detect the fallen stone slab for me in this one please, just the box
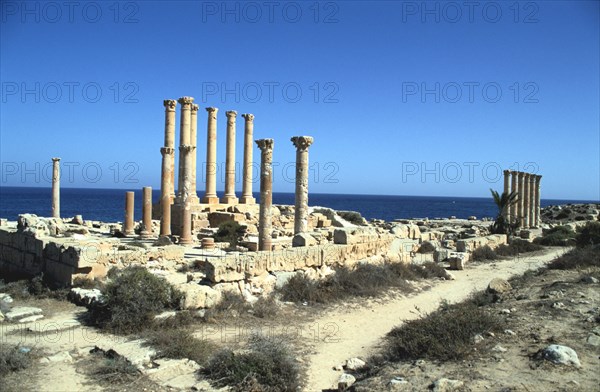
[5,306,43,322]
[93,339,156,370]
[146,358,200,385]
[19,314,44,323]
[26,311,84,333]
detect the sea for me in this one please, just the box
[0,186,597,223]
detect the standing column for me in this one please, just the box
[160,147,174,237]
[123,191,135,236]
[51,157,60,218]
[240,114,256,204]
[141,186,153,238]
[221,110,239,204]
[256,139,274,251]
[202,107,219,204]
[177,96,194,202]
[291,136,314,235]
[510,171,518,223]
[189,104,200,204]
[503,170,510,222]
[517,172,525,227]
[529,175,536,228]
[179,145,196,245]
[522,173,531,229]
[163,100,177,201]
[535,175,542,227]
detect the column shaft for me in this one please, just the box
[503,170,510,222]
[189,104,200,204]
[221,110,238,204]
[202,107,219,204]
[160,147,174,237]
[141,186,153,238]
[51,158,60,218]
[535,175,542,227]
[510,171,518,223]
[179,145,196,245]
[240,114,256,204]
[163,100,177,201]
[123,191,135,235]
[522,173,530,229]
[528,175,536,228]
[177,96,194,202]
[291,136,314,235]
[517,172,525,227]
[256,139,274,251]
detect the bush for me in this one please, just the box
[547,246,600,270]
[471,246,499,261]
[202,335,299,391]
[338,211,366,226]
[215,221,244,248]
[534,225,576,246]
[88,354,140,384]
[497,239,544,255]
[0,344,31,377]
[383,302,503,362]
[88,266,183,334]
[576,222,600,247]
[417,241,436,253]
[146,328,216,365]
[252,295,279,319]
[0,274,68,301]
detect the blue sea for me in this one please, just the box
[0,186,596,223]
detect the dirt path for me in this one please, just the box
[303,248,568,391]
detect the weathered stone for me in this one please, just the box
[292,233,317,247]
[487,278,512,295]
[5,306,43,322]
[344,357,366,371]
[338,373,356,391]
[540,344,581,367]
[431,378,464,391]
[291,136,314,234]
[179,283,220,309]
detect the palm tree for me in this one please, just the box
[490,188,519,235]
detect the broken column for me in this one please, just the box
[517,171,525,227]
[510,171,518,223]
[189,103,200,204]
[179,145,196,245]
[256,138,274,251]
[202,107,219,204]
[503,169,510,222]
[51,157,60,218]
[163,99,177,201]
[141,186,153,238]
[291,136,314,235]
[240,113,256,204]
[177,96,194,202]
[160,146,174,237]
[535,175,542,227]
[123,191,135,236]
[522,173,530,229]
[221,110,238,205]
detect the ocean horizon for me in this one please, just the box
[1,186,597,223]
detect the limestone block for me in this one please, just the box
[179,283,220,309]
[292,233,317,247]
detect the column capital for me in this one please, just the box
[163,99,177,111]
[161,147,175,156]
[256,138,274,151]
[518,171,525,178]
[291,136,314,151]
[179,145,196,153]
[510,170,518,175]
[535,175,542,182]
[242,113,255,122]
[52,157,61,162]
[503,170,510,175]
[191,104,199,113]
[529,174,536,182]
[226,110,238,118]
[177,96,194,106]
[205,107,218,114]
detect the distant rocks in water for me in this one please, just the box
[541,203,599,223]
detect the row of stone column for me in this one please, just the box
[503,170,542,229]
[122,187,154,238]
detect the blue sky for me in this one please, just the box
[1,0,598,200]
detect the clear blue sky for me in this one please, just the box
[1,0,598,200]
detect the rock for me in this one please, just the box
[338,373,356,390]
[389,377,408,385]
[146,358,200,384]
[581,276,599,284]
[153,236,173,246]
[71,215,84,225]
[431,378,464,391]
[19,315,44,323]
[492,344,507,352]
[473,334,484,344]
[504,329,516,336]
[540,344,581,367]
[5,306,43,322]
[449,257,464,270]
[344,357,366,371]
[487,278,512,295]
[47,351,73,363]
[586,334,600,347]
[69,288,104,307]
[179,283,220,309]
[273,271,298,289]
[0,293,13,303]
[292,233,317,247]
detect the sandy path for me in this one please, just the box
[304,248,568,391]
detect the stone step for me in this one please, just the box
[5,306,43,322]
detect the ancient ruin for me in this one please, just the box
[503,170,542,228]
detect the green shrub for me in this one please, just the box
[534,225,576,246]
[146,328,216,365]
[88,266,183,334]
[547,246,600,270]
[215,221,244,248]
[252,295,279,318]
[0,344,31,377]
[202,335,299,391]
[88,355,140,384]
[338,211,366,226]
[576,222,600,247]
[417,241,436,253]
[498,239,544,255]
[471,246,499,261]
[383,302,503,362]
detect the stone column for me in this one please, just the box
[141,186,153,238]
[517,172,525,227]
[503,170,510,222]
[529,175,536,228]
[522,173,530,229]
[189,104,200,204]
[177,96,194,202]
[510,171,518,223]
[51,157,60,218]
[123,191,135,236]
[221,110,239,205]
[291,136,314,235]
[256,139,274,251]
[163,99,177,201]
[179,145,196,245]
[535,175,542,227]
[202,107,219,204]
[240,113,256,204]
[160,147,174,237]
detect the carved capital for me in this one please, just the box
[226,110,238,118]
[163,99,177,111]
[177,96,194,106]
[517,172,525,178]
[242,113,254,122]
[52,157,61,162]
[503,170,510,176]
[256,138,274,151]
[205,107,218,114]
[179,145,196,153]
[536,175,542,182]
[161,147,175,156]
[291,136,314,151]
[191,104,199,113]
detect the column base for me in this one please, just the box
[179,237,194,245]
[202,196,220,204]
[239,196,256,204]
[189,195,200,205]
[220,196,239,205]
[140,231,152,239]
